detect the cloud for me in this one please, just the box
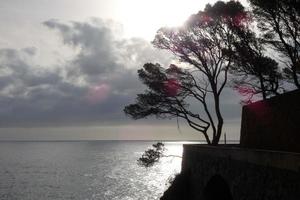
[44,19,119,77]
[43,19,172,84]
[0,17,241,132]
[0,18,173,127]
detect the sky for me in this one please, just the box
[0,0,244,140]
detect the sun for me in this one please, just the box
[115,0,211,40]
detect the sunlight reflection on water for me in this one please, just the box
[100,142,183,200]
[0,141,184,200]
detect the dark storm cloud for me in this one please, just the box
[0,18,172,127]
[44,19,119,76]
[43,19,172,84]
[42,18,172,97]
[0,48,61,92]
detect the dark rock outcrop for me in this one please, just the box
[160,171,191,200]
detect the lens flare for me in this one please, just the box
[164,78,181,97]
[86,84,110,104]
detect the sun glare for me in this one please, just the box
[116,0,211,40]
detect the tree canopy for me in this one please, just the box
[249,0,300,88]
[229,15,283,103]
[125,1,247,145]
[124,0,300,145]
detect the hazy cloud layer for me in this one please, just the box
[0,18,173,127]
[0,17,241,140]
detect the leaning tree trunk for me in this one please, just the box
[212,94,224,145]
[258,73,267,100]
[291,64,300,89]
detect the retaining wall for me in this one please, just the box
[161,144,300,200]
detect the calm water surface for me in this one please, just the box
[0,141,183,200]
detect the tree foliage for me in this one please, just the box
[125,1,248,145]
[229,20,283,103]
[137,142,182,168]
[125,0,300,144]
[137,142,165,167]
[249,0,300,88]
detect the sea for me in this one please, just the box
[0,141,184,200]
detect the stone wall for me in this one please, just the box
[240,90,300,152]
[161,90,300,199]
[161,144,300,200]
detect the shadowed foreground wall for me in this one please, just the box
[161,145,300,200]
[240,89,300,153]
[161,90,300,200]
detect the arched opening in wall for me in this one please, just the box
[202,174,233,200]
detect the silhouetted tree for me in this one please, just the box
[138,142,165,167]
[229,24,283,104]
[124,1,248,145]
[137,142,182,167]
[249,0,300,88]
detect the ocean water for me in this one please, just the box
[0,141,183,200]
